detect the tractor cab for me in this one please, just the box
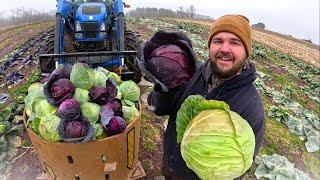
[74,2,109,50]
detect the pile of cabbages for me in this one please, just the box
[24,63,140,143]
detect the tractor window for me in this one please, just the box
[82,6,102,15]
[75,0,86,6]
[85,0,111,3]
[86,0,104,2]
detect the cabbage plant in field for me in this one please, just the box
[176,95,255,180]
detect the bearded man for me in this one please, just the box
[146,14,265,179]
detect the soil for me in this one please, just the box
[138,116,164,179]
[127,24,154,41]
[137,83,165,179]
[7,132,44,180]
[0,23,52,59]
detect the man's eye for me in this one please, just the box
[212,40,222,44]
[231,41,240,45]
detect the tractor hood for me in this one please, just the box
[76,3,106,22]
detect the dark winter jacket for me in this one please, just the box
[147,60,265,179]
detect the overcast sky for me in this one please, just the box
[1,0,319,44]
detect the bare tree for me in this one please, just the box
[126,7,212,20]
[188,5,196,19]
[0,8,55,28]
[178,6,184,18]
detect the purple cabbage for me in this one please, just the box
[89,79,117,105]
[145,45,194,89]
[100,105,114,128]
[57,99,80,121]
[104,116,126,136]
[106,78,117,99]
[89,87,110,105]
[104,99,123,117]
[52,64,73,78]
[44,78,75,106]
[65,120,86,138]
[58,116,94,143]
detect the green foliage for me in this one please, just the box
[106,72,122,85]
[8,68,41,104]
[255,154,312,180]
[175,21,210,34]
[268,105,291,122]
[251,43,268,59]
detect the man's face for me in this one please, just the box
[209,32,247,78]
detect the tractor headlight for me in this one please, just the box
[76,21,82,31]
[100,22,106,31]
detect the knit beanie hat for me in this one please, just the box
[208,14,252,57]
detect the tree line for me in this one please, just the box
[0,8,55,28]
[126,6,212,20]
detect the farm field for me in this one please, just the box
[0,18,319,179]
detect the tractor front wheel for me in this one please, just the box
[39,30,55,73]
[125,30,143,83]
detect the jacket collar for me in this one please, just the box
[202,59,256,91]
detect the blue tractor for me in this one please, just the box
[39,0,142,82]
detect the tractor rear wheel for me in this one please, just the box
[39,30,55,73]
[125,30,143,83]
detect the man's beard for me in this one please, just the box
[210,54,246,79]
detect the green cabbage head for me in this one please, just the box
[38,115,61,142]
[107,72,122,85]
[177,95,255,180]
[119,81,140,102]
[73,88,90,103]
[92,123,107,140]
[80,102,101,124]
[122,105,139,123]
[24,87,46,116]
[28,82,43,94]
[94,70,108,87]
[35,99,57,118]
[70,63,95,90]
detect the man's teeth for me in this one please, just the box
[219,57,231,61]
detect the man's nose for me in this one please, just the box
[219,42,231,53]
